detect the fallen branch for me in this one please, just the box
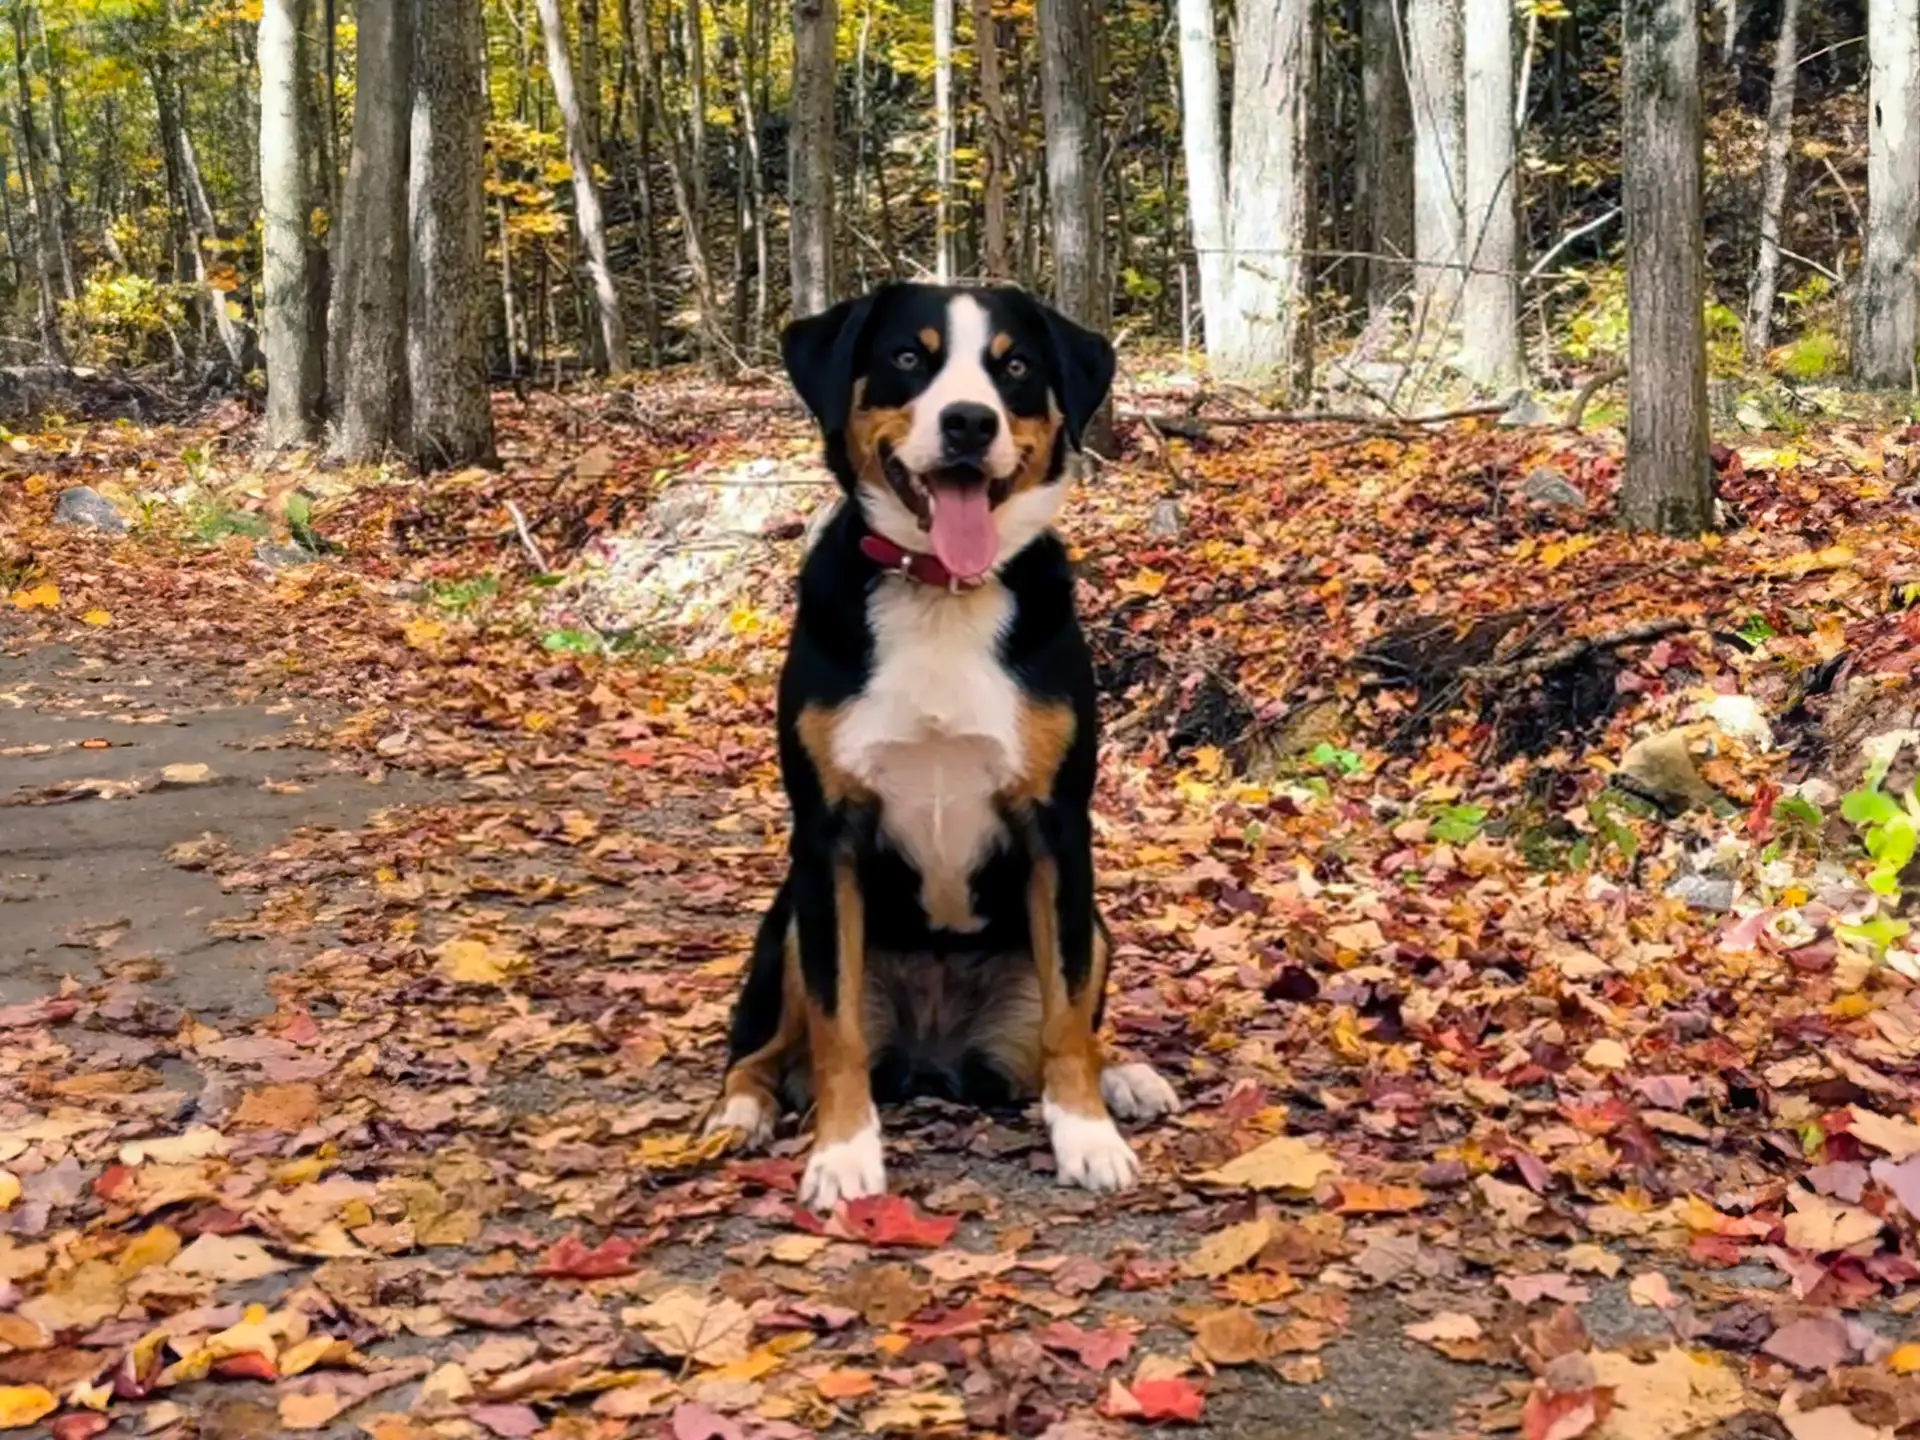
[1129,400,1511,438]
[504,498,551,573]
[1462,618,1693,684]
[1566,364,1628,432]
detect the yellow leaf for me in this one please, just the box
[1120,567,1169,597]
[0,1385,56,1429]
[1181,1218,1273,1279]
[1193,1135,1338,1193]
[628,1290,754,1367]
[434,937,527,985]
[402,616,445,648]
[80,608,112,626]
[0,1173,17,1211]
[279,1390,346,1430]
[1889,1343,1920,1374]
[118,1224,183,1277]
[9,582,58,610]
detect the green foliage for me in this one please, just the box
[185,501,270,544]
[1305,742,1363,776]
[429,574,502,615]
[1841,766,1920,899]
[63,272,186,366]
[1429,803,1487,845]
[1735,613,1776,646]
[1777,330,1844,380]
[1588,790,1640,866]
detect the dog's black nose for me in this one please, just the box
[939,402,1000,458]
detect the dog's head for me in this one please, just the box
[782,284,1116,584]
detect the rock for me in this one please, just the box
[1620,729,1723,809]
[1788,778,1840,809]
[1499,391,1558,428]
[253,541,320,569]
[1521,467,1586,509]
[1705,694,1774,751]
[1667,872,1736,913]
[54,486,127,534]
[1147,498,1183,538]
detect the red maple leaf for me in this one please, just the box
[1521,1384,1613,1440]
[1038,1320,1136,1371]
[1102,1376,1205,1424]
[532,1232,641,1278]
[51,1418,110,1440]
[826,1194,959,1247]
[213,1351,279,1381]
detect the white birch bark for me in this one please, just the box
[933,0,953,280]
[788,0,836,312]
[1407,0,1463,322]
[1176,0,1229,352]
[1853,0,1920,388]
[1744,0,1800,362]
[259,0,317,444]
[1461,0,1520,386]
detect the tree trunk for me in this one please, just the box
[1461,0,1520,386]
[10,3,69,322]
[736,15,769,343]
[1360,0,1413,316]
[1622,0,1711,534]
[934,0,954,279]
[536,0,628,371]
[164,82,249,370]
[410,0,496,468]
[1853,0,1920,389]
[1720,0,1737,65]
[1744,0,1801,362]
[260,0,318,445]
[326,0,411,461]
[31,7,73,302]
[789,0,836,314]
[1038,0,1106,336]
[1214,0,1312,384]
[1407,0,1463,323]
[1175,0,1229,354]
[580,0,601,150]
[974,0,1012,279]
[685,0,707,217]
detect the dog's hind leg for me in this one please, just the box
[707,883,806,1148]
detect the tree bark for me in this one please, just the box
[536,0,628,371]
[1038,0,1109,442]
[789,0,836,314]
[1853,0,1920,388]
[579,0,601,150]
[934,0,954,279]
[31,7,73,302]
[1622,0,1711,534]
[1461,0,1520,386]
[1407,0,1463,321]
[260,0,318,445]
[1214,0,1313,383]
[1175,0,1228,354]
[160,73,249,371]
[685,0,707,218]
[410,0,496,468]
[327,0,411,460]
[1744,0,1800,362]
[974,0,1012,280]
[1360,0,1413,316]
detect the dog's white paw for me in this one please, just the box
[1045,1100,1140,1193]
[704,1091,776,1148]
[800,1112,886,1210]
[1100,1062,1181,1123]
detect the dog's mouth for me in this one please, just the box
[879,442,1001,582]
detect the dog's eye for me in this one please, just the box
[1004,356,1029,379]
[894,349,920,371]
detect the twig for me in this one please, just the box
[504,498,551,573]
[1129,400,1510,436]
[1523,207,1622,286]
[1566,364,1628,431]
[1777,247,1843,284]
[1462,619,1694,683]
[1819,153,1864,233]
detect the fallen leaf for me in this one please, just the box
[1181,1218,1273,1279]
[1784,1190,1884,1254]
[1193,1135,1336,1192]
[1039,1321,1135,1372]
[0,1386,56,1430]
[49,1416,109,1440]
[435,937,527,986]
[1193,1308,1269,1366]
[469,1403,542,1438]
[10,583,58,610]
[1405,1312,1482,1345]
[1101,1375,1205,1423]
[671,1402,746,1440]
[1477,1174,1543,1228]
[835,1194,959,1248]
[1589,1348,1746,1439]
[159,762,216,785]
[1627,1272,1679,1309]
[169,1232,289,1281]
[532,1232,641,1279]
[232,1082,322,1131]
[278,1391,345,1430]
[1763,1315,1854,1372]
[631,1291,754,1367]
[119,1126,228,1165]
[1780,1388,1896,1440]
[1847,1105,1920,1159]
[1522,1385,1611,1440]
[814,1368,875,1399]
[1333,1181,1428,1213]
[860,1391,968,1432]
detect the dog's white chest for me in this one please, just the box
[834,580,1022,930]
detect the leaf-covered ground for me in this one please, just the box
[6,379,1920,1440]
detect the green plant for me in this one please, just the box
[1430,803,1488,845]
[1841,764,1919,899]
[1305,742,1363,776]
[428,574,501,614]
[185,500,269,544]
[1588,790,1640,866]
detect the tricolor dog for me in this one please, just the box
[708,283,1178,1207]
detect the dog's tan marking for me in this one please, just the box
[919,326,942,354]
[1002,700,1076,806]
[796,705,871,805]
[1005,411,1063,496]
[1029,856,1110,1120]
[716,926,806,1117]
[990,331,1014,359]
[806,858,874,1147]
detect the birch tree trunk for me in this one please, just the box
[31,7,72,302]
[1720,0,1737,64]
[327,0,411,460]
[1038,0,1109,444]
[933,0,954,280]
[1853,0,1920,389]
[1215,0,1313,383]
[1744,0,1800,362]
[410,0,496,468]
[1175,0,1229,354]
[1461,0,1520,386]
[536,0,628,371]
[260,0,318,445]
[1407,0,1464,323]
[975,0,1012,279]
[789,0,836,313]
[685,0,707,217]
[1622,0,1711,534]
[1360,0,1412,316]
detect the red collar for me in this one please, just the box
[859,534,987,591]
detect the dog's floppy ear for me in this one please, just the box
[782,291,879,439]
[1036,301,1116,451]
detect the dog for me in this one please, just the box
[707,283,1178,1208]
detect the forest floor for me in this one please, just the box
[4,372,1920,1440]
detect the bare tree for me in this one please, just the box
[1853,0,1920,389]
[933,0,954,280]
[260,0,319,444]
[1175,0,1228,352]
[1407,0,1463,321]
[789,0,836,314]
[974,0,1012,279]
[1215,0,1314,382]
[409,0,496,468]
[536,0,628,371]
[1622,0,1711,533]
[1038,0,1109,443]
[327,0,411,460]
[1461,0,1520,386]
[1359,0,1412,316]
[1744,0,1801,362]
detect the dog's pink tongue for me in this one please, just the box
[927,483,998,581]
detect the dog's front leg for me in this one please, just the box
[1027,808,1140,1192]
[793,839,883,1209]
